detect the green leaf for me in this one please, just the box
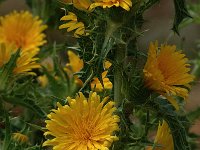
[165,115,190,150]
[2,95,46,118]
[172,0,191,34]
[148,99,191,150]
[0,49,20,91]
[26,123,44,131]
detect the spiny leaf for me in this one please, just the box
[2,95,46,118]
[148,99,191,150]
[0,49,20,91]
[172,0,191,34]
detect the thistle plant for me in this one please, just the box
[0,0,199,150]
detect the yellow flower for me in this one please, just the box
[0,11,47,53]
[13,133,29,144]
[43,92,120,150]
[37,75,48,88]
[62,0,92,11]
[143,42,194,109]
[59,12,88,38]
[0,43,40,75]
[91,71,113,92]
[64,50,84,76]
[147,121,174,150]
[90,0,132,11]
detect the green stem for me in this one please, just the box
[114,44,126,107]
[100,20,121,61]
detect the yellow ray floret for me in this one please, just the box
[0,42,41,75]
[64,50,84,86]
[59,12,88,38]
[64,50,84,75]
[147,120,174,150]
[143,42,194,108]
[13,51,41,75]
[91,60,112,92]
[62,0,92,11]
[90,0,132,11]
[91,71,113,92]
[43,92,120,150]
[0,43,16,67]
[0,11,47,53]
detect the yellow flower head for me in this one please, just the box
[147,121,174,150]
[62,0,92,11]
[0,42,40,75]
[59,12,88,38]
[90,0,132,11]
[64,50,84,75]
[143,42,194,107]
[0,11,47,53]
[43,92,120,150]
[13,133,29,144]
[91,71,113,92]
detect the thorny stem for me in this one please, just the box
[114,44,126,107]
[99,20,121,62]
[99,19,125,107]
[79,70,94,92]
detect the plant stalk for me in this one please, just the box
[114,44,126,107]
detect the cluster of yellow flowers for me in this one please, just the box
[143,42,194,150]
[0,1,195,150]
[41,43,193,150]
